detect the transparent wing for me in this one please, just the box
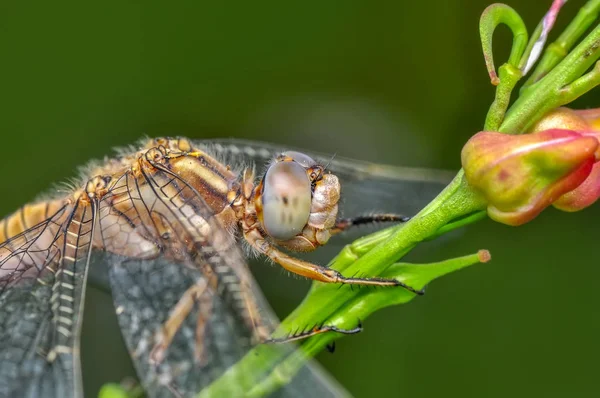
[200,138,454,218]
[106,255,348,398]
[101,161,348,397]
[0,202,96,398]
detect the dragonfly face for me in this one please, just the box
[0,137,452,397]
[257,151,340,251]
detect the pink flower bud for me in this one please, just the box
[553,162,600,212]
[529,107,590,134]
[574,108,600,131]
[462,129,598,226]
[529,107,600,211]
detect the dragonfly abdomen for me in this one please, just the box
[0,199,68,243]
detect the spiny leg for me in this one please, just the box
[237,281,272,344]
[150,278,210,365]
[331,213,410,234]
[194,271,218,364]
[150,267,274,365]
[264,321,363,344]
[246,234,423,294]
[193,292,214,365]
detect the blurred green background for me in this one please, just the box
[2,1,600,397]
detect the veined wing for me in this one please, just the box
[102,155,349,397]
[106,255,348,398]
[201,138,454,218]
[0,201,96,398]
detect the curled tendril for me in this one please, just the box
[479,3,529,85]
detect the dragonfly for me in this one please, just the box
[0,137,452,397]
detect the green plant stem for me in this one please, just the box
[523,0,600,88]
[427,210,487,240]
[484,63,522,131]
[501,22,600,134]
[484,0,600,133]
[559,60,600,103]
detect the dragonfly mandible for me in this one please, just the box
[0,137,452,397]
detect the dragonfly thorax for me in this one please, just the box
[115,138,341,257]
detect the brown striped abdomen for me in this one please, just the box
[0,200,66,243]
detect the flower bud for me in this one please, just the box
[462,129,598,225]
[529,107,600,211]
[553,163,600,212]
[529,107,590,134]
[574,108,600,131]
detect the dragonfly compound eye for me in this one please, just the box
[281,151,317,168]
[262,160,312,240]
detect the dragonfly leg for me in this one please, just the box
[193,286,214,364]
[264,321,363,344]
[326,342,336,353]
[191,267,220,364]
[331,213,410,234]
[245,233,423,293]
[149,277,210,365]
[235,283,272,344]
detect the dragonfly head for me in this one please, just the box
[255,151,340,252]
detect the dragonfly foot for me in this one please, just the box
[149,333,168,365]
[396,280,425,295]
[264,320,363,344]
[326,342,336,353]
